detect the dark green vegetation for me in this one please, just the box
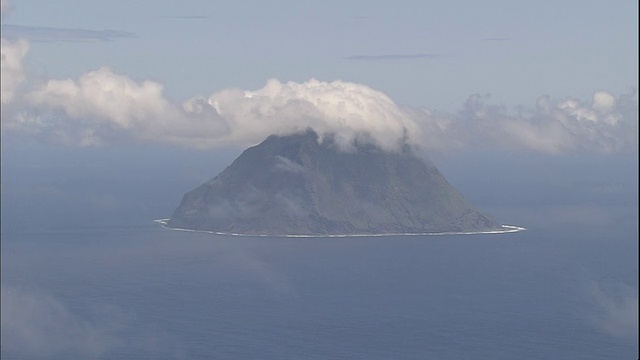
[168,131,500,235]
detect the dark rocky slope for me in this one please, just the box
[168,130,500,235]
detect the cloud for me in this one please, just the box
[450,91,638,154]
[1,36,637,154]
[482,37,512,42]
[161,15,209,20]
[206,78,424,151]
[586,282,638,341]
[0,24,136,42]
[216,244,298,298]
[275,155,306,174]
[14,66,229,147]
[1,284,184,358]
[343,53,443,61]
[1,285,130,358]
[6,63,423,150]
[28,68,182,130]
[1,2,134,42]
[1,38,29,105]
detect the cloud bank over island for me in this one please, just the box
[1,27,637,154]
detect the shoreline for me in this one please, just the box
[153,219,526,238]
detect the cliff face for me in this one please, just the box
[168,131,499,235]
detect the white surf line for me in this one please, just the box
[153,219,526,238]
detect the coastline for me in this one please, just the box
[153,219,526,238]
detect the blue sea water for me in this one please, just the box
[1,221,637,359]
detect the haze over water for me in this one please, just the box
[2,214,637,359]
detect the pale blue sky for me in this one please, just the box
[3,0,637,111]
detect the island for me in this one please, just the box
[167,130,504,236]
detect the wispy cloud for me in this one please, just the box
[1,285,130,358]
[482,37,512,42]
[161,15,209,20]
[0,24,136,42]
[342,53,443,61]
[1,285,182,358]
[586,281,638,341]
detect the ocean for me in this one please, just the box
[1,220,637,359]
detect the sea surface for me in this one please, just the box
[1,220,637,359]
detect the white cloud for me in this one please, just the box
[8,66,228,147]
[1,38,29,105]
[1,36,637,154]
[592,91,617,115]
[205,78,423,151]
[451,91,637,154]
[28,67,173,129]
